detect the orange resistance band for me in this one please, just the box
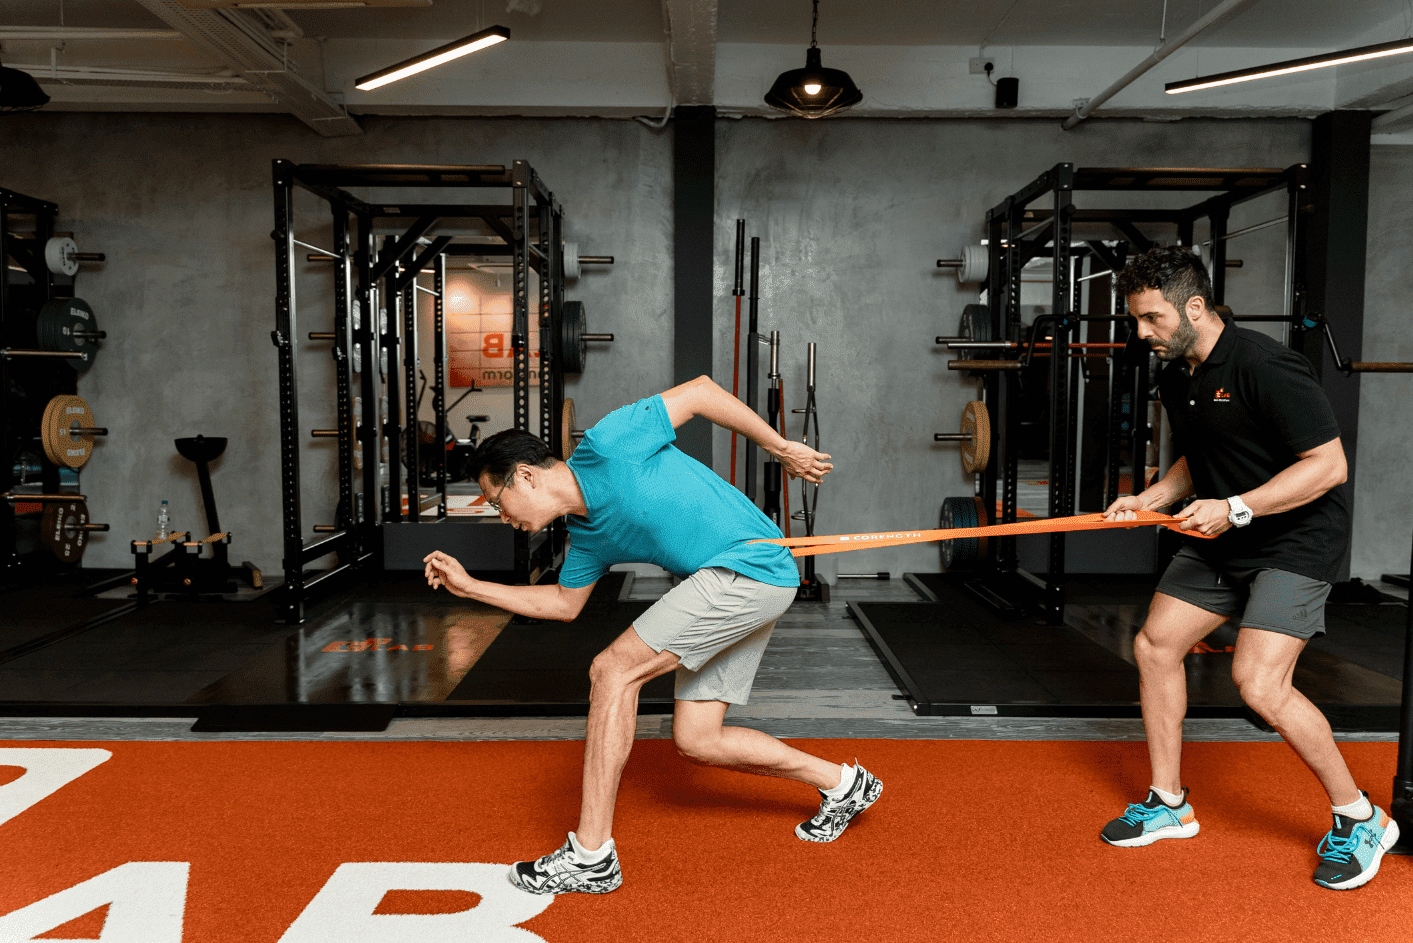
[753,510,1214,558]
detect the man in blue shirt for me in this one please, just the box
[424,375,882,895]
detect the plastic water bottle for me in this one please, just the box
[156,500,169,540]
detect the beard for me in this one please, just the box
[1150,310,1199,362]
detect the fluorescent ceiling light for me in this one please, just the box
[1166,37,1413,94]
[355,26,509,91]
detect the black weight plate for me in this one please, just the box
[561,300,586,374]
[41,499,89,564]
[940,495,980,571]
[36,300,63,352]
[36,297,99,371]
[960,304,993,379]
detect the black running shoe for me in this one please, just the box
[507,834,622,895]
[1312,794,1400,891]
[795,765,882,842]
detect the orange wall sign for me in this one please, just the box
[441,273,540,389]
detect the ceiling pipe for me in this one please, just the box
[1061,0,1261,131]
[0,28,186,41]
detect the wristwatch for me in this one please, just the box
[1226,495,1254,528]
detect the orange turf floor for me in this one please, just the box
[0,738,1408,942]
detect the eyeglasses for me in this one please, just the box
[486,475,513,512]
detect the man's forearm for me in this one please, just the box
[686,377,789,456]
[1135,456,1194,511]
[460,581,574,621]
[1241,452,1344,518]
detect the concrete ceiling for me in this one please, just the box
[3,0,1412,136]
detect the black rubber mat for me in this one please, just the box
[0,575,139,664]
[905,571,1160,607]
[878,573,1406,729]
[445,572,675,713]
[191,703,397,732]
[850,591,1148,717]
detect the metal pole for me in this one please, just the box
[730,219,745,488]
[764,331,782,524]
[272,160,304,623]
[745,237,761,502]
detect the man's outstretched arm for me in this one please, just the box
[660,375,833,483]
[424,550,596,620]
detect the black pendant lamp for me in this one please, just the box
[764,0,862,119]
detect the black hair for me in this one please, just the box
[1114,245,1214,313]
[470,429,560,486]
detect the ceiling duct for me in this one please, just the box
[137,0,361,136]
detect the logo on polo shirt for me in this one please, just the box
[1213,387,1231,402]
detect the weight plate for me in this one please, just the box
[45,237,79,276]
[959,304,992,379]
[40,499,89,564]
[958,244,988,284]
[564,241,581,281]
[940,495,981,571]
[960,400,991,474]
[561,397,577,459]
[41,395,96,469]
[562,300,586,374]
[36,297,99,371]
[40,404,57,469]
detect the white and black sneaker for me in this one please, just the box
[507,833,623,895]
[795,764,883,843]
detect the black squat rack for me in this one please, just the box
[272,160,601,623]
[954,164,1303,624]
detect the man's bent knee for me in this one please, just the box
[1232,666,1290,719]
[589,627,677,693]
[672,701,729,765]
[674,729,721,766]
[1133,627,1184,671]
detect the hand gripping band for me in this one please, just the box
[752,510,1212,558]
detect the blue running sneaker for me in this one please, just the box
[1312,794,1400,890]
[1101,788,1200,847]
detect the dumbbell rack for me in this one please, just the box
[0,188,106,577]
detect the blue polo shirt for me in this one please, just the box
[560,395,801,589]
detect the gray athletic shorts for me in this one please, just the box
[632,566,797,705]
[1156,546,1332,639]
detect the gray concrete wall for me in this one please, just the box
[0,113,672,572]
[3,112,1407,581]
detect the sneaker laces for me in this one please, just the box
[1317,830,1358,864]
[537,843,577,874]
[1119,800,1170,826]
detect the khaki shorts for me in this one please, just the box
[632,567,797,705]
[1156,546,1332,639]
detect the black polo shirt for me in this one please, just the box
[1157,318,1350,584]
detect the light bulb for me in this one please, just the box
[803,83,822,95]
